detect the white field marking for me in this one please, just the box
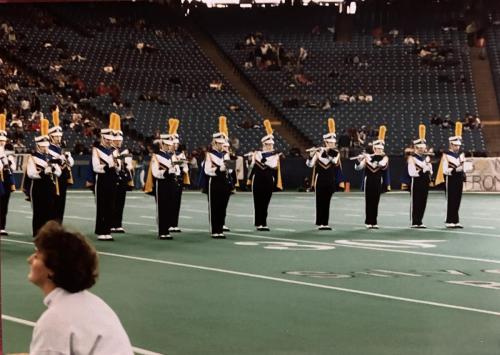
[10,209,31,214]
[278,215,296,218]
[5,231,24,235]
[275,228,297,232]
[65,215,94,221]
[371,269,424,277]
[180,216,193,219]
[4,238,500,317]
[141,216,155,219]
[355,271,393,278]
[182,228,209,232]
[224,232,500,265]
[234,229,253,232]
[124,221,151,226]
[471,225,496,230]
[55,251,500,317]
[1,315,165,355]
[344,214,362,217]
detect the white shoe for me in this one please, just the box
[223,225,230,232]
[98,235,114,241]
[110,228,116,232]
[445,223,455,228]
[372,225,379,229]
[173,227,182,233]
[114,227,125,233]
[0,229,8,236]
[168,227,175,232]
[318,225,332,230]
[455,223,464,229]
[366,224,373,229]
[158,234,172,240]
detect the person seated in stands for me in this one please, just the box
[298,47,308,64]
[339,93,349,103]
[349,95,356,103]
[103,64,114,74]
[365,95,373,103]
[441,116,452,129]
[293,73,313,86]
[403,36,416,45]
[209,80,223,91]
[472,116,482,129]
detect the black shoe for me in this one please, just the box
[158,234,172,240]
[257,226,270,231]
[0,230,9,236]
[211,233,226,239]
[223,226,230,232]
[111,227,126,234]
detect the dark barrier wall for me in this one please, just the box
[14,156,416,191]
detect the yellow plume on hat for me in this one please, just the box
[328,118,335,134]
[40,118,49,136]
[172,118,179,135]
[419,124,426,140]
[52,109,60,127]
[263,119,273,135]
[0,113,6,132]
[219,116,228,137]
[115,114,121,132]
[110,112,120,130]
[455,121,462,138]
[168,118,175,135]
[378,125,387,141]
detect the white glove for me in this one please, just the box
[220,164,227,172]
[456,166,463,172]
[44,166,53,174]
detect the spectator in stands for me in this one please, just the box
[298,47,308,65]
[209,80,223,91]
[103,64,114,74]
[96,82,109,96]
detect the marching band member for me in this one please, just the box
[407,124,433,228]
[92,114,118,241]
[354,125,390,229]
[151,122,178,240]
[48,109,74,223]
[202,116,232,238]
[248,119,282,231]
[0,113,16,235]
[306,118,345,230]
[171,118,190,234]
[111,114,134,234]
[435,122,466,228]
[27,118,61,236]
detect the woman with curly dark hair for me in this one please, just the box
[28,221,133,355]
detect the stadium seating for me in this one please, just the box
[202,6,486,155]
[0,3,289,154]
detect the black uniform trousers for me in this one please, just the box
[54,170,70,224]
[315,169,336,226]
[95,170,116,235]
[155,175,178,236]
[252,168,274,227]
[364,174,383,225]
[30,175,57,237]
[445,172,464,224]
[112,185,127,229]
[0,185,11,230]
[172,177,183,228]
[411,173,430,225]
[208,174,231,234]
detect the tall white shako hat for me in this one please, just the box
[372,125,387,150]
[261,119,274,144]
[160,118,177,146]
[101,113,116,140]
[110,112,123,142]
[323,118,336,143]
[35,118,50,147]
[448,121,463,146]
[48,108,63,138]
[213,116,228,144]
[0,113,7,142]
[413,124,427,149]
